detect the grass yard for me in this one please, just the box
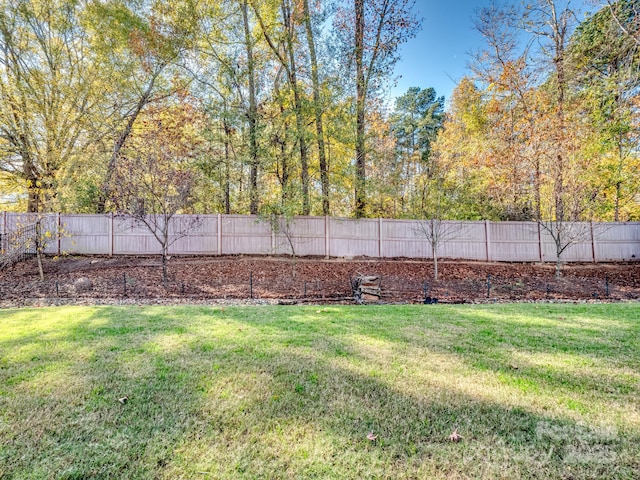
[0,304,639,479]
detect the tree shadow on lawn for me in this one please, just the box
[0,305,638,479]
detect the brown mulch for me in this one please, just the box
[1,255,639,307]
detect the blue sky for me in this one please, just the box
[390,0,596,102]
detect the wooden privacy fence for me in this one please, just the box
[1,212,639,263]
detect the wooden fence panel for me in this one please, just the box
[329,218,379,257]
[221,215,271,255]
[167,215,218,255]
[274,216,325,256]
[381,219,430,258]
[594,223,640,261]
[490,222,540,262]
[60,214,109,255]
[440,221,487,260]
[2,213,639,263]
[538,222,593,262]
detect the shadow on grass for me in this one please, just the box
[0,305,638,479]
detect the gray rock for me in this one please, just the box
[74,277,93,292]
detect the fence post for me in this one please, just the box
[57,212,61,255]
[378,218,383,258]
[485,220,491,262]
[271,220,276,253]
[2,211,6,253]
[109,213,114,257]
[537,222,543,263]
[325,215,330,259]
[590,221,597,264]
[217,213,222,256]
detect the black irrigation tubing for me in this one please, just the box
[15,274,623,303]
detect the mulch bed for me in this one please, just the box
[1,255,638,307]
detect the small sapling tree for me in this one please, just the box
[109,107,202,286]
[259,202,302,283]
[3,214,61,280]
[415,218,465,281]
[414,167,465,280]
[538,218,599,279]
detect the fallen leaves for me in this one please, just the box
[448,428,463,442]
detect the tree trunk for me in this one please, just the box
[614,181,621,222]
[303,0,330,215]
[223,116,231,214]
[35,219,44,280]
[433,247,438,281]
[162,244,169,287]
[282,0,310,214]
[242,0,260,215]
[23,153,40,212]
[97,74,158,214]
[354,0,366,218]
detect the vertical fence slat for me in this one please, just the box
[57,212,61,256]
[591,222,596,263]
[109,213,114,257]
[217,213,222,256]
[378,218,382,258]
[537,223,543,262]
[325,215,330,258]
[2,211,6,254]
[485,220,491,262]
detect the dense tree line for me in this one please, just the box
[434,0,640,222]
[0,0,638,222]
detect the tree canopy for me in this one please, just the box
[0,0,637,222]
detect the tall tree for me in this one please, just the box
[89,0,196,213]
[601,0,640,46]
[569,0,640,220]
[251,0,311,214]
[302,0,330,214]
[471,2,542,219]
[390,86,444,215]
[241,0,261,214]
[0,0,100,212]
[335,0,420,217]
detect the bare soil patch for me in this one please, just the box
[1,255,638,307]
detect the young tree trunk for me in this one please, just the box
[97,74,158,214]
[35,219,44,281]
[242,0,260,215]
[161,241,169,288]
[282,0,310,215]
[433,246,439,281]
[303,0,330,215]
[354,0,366,218]
[223,115,232,215]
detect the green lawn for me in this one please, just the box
[1,304,639,479]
